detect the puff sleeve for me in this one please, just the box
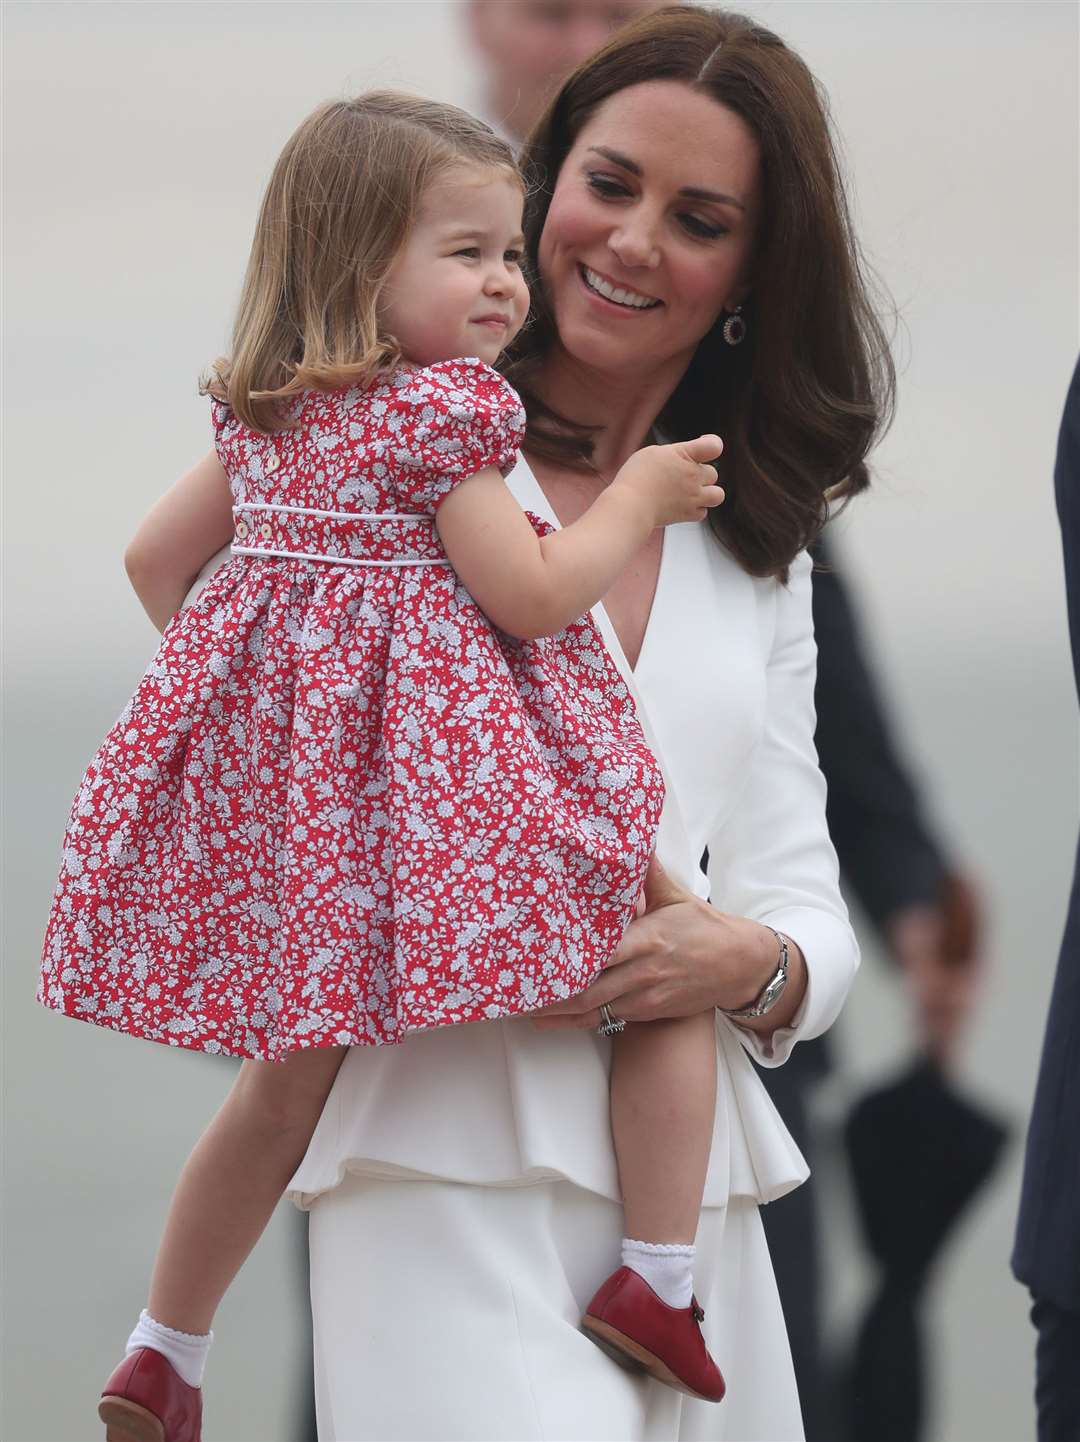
[707,550,860,1066]
[390,359,527,514]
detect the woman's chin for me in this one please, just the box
[554,315,664,380]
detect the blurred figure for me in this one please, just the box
[466,0,665,141]
[1012,354,1080,1442]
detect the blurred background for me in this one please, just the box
[3,2,1077,1439]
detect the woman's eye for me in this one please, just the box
[586,173,629,199]
[680,214,728,240]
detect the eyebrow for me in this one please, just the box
[439,227,526,244]
[585,145,746,212]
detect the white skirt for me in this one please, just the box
[308,1174,804,1442]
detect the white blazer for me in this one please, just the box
[286,454,859,1211]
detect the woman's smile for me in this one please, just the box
[578,263,662,312]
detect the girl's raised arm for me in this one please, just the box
[124,452,235,632]
[434,436,723,640]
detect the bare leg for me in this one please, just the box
[146,1045,347,1335]
[610,1010,717,1243]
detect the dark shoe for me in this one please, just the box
[98,1349,202,1442]
[582,1266,726,1402]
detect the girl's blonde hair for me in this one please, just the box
[205,91,520,432]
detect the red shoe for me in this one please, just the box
[582,1266,726,1403]
[98,1349,202,1442]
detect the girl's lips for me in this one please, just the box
[472,315,510,328]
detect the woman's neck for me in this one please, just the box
[529,341,687,478]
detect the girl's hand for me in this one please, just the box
[529,854,806,1037]
[611,434,725,528]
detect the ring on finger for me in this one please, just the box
[597,1002,627,1037]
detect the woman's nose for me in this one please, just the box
[608,218,660,270]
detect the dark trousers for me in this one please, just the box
[1031,1296,1080,1442]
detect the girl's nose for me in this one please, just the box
[484,266,514,296]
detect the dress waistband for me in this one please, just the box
[231,503,452,568]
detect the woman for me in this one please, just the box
[288,8,892,1439]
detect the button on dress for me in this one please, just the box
[39,359,665,1061]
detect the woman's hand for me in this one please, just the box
[530,854,807,1037]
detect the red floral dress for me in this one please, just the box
[39,360,665,1060]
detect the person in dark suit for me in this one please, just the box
[1012,355,1080,1442]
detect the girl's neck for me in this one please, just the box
[529,340,688,478]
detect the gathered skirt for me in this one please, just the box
[39,544,663,1061]
[307,1173,804,1442]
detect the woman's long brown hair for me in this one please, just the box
[503,6,895,579]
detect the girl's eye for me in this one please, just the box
[680,214,728,241]
[504,250,523,265]
[454,247,481,259]
[586,173,629,200]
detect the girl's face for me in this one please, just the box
[537,80,762,380]
[378,165,530,368]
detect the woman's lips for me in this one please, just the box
[575,263,663,316]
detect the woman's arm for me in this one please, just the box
[703,549,858,1059]
[124,451,235,631]
[433,436,722,640]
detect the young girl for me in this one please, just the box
[39,92,729,1442]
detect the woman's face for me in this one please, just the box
[537,80,761,381]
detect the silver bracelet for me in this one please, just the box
[721,928,790,1020]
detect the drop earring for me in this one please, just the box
[722,304,746,347]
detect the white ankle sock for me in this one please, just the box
[125,1309,213,1388]
[621,1238,696,1308]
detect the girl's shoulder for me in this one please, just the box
[208,365,527,497]
[386,358,525,427]
[207,389,356,498]
[209,386,343,434]
[383,362,527,507]
[209,363,522,436]
[208,388,364,466]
